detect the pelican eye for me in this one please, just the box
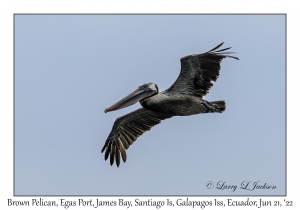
[139,85,148,90]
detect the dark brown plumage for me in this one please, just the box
[102,42,238,166]
[101,108,172,166]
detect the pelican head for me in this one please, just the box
[104,82,159,113]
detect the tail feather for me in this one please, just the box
[211,100,226,112]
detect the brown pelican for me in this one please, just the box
[102,42,238,167]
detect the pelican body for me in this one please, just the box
[102,43,239,167]
[140,91,219,116]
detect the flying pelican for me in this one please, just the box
[102,42,238,167]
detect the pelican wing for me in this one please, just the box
[167,42,239,97]
[101,108,173,167]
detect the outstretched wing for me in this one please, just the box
[101,108,173,167]
[166,42,239,97]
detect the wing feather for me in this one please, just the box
[119,134,129,149]
[167,42,239,97]
[117,138,127,162]
[101,108,173,166]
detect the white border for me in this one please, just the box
[1,0,298,209]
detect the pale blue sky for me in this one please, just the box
[15,15,285,195]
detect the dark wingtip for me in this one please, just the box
[104,109,108,113]
[215,47,231,52]
[227,55,239,60]
[104,145,110,160]
[208,42,224,52]
[208,42,239,60]
[110,156,114,166]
